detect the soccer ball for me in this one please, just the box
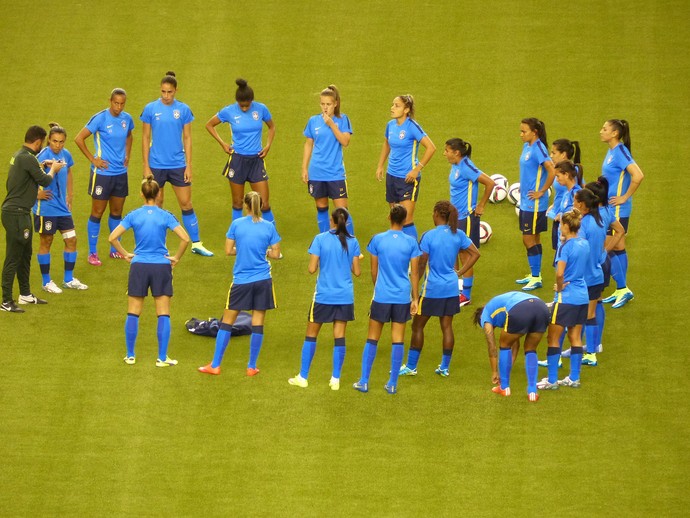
[507,182,520,205]
[490,174,509,190]
[489,184,507,203]
[479,221,492,244]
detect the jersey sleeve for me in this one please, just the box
[120,211,134,231]
[461,159,482,181]
[64,149,75,169]
[460,231,474,250]
[85,111,102,134]
[261,103,272,122]
[535,141,552,165]
[217,106,231,124]
[139,104,152,124]
[409,120,426,141]
[409,237,422,258]
[418,230,432,254]
[351,237,361,259]
[268,224,281,246]
[303,117,314,139]
[307,234,321,256]
[21,154,53,187]
[614,145,635,170]
[166,210,181,230]
[366,235,379,256]
[183,104,194,124]
[340,115,353,134]
[226,219,238,240]
[126,113,135,133]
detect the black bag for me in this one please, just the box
[185,311,252,337]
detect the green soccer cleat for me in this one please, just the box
[522,276,543,291]
[515,274,532,285]
[611,288,634,309]
[581,353,598,366]
[602,289,622,304]
[399,364,417,376]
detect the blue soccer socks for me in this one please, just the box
[333,338,346,380]
[299,336,317,379]
[316,206,329,233]
[125,313,140,358]
[157,315,171,361]
[248,326,264,369]
[212,323,233,368]
[181,209,200,243]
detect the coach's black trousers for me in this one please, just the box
[2,209,33,302]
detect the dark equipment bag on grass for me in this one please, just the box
[185,311,252,337]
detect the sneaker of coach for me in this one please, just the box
[18,293,48,305]
[1,300,25,313]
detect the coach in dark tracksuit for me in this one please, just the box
[1,126,65,313]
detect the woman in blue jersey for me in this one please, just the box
[353,204,421,395]
[74,88,134,266]
[573,188,625,367]
[553,161,582,234]
[199,191,282,376]
[444,138,495,306]
[399,201,479,378]
[301,85,354,234]
[141,71,213,257]
[515,118,556,291]
[547,139,583,252]
[474,291,549,402]
[34,124,88,293]
[537,210,590,390]
[375,95,436,241]
[599,119,644,309]
[108,175,191,366]
[205,78,276,224]
[288,208,360,390]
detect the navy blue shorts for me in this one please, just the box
[551,220,560,250]
[458,214,481,248]
[224,153,268,185]
[602,256,611,288]
[308,180,348,200]
[607,216,629,235]
[550,302,588,328]
[34,215,75,235]
[88,171,128,199]
[227,278,276,311]
[128,262,173,297]
[386,173,420,203]
[151,167,188,188]
[588,283,604,301]
[418,296,460,317]
[505,298,550,334]
[369,300,411,323]
[519,210,548,235]
[308,301,355,323]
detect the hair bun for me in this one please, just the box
[48,121,61,129]
[236,78,248,88]
[165,70,176,77]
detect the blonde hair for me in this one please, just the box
[561,209,583,234]
[244,191,263,221]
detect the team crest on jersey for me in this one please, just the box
[399,130,406,139]
[45,221,53,231]
[95,186,103,196]
[607,156,613,164]
[252,111,259,121]
[454,170,459,180]
[173,109,181,119]
[228,168,235,178]
[23,229,30,240]
[121,120,127,129]
[147,209,153,214]
[524,152,531,161]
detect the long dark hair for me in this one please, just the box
[574,188,602,227]
[331,208,352,251]
[445,138,472,158]
[433,201,459,233]
[585,177,610,208]
[607,119,631,151]
[522,117,548,146]
[552,139,583,185]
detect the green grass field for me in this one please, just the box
[1,1,689,516]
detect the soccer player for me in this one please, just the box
[34,124,88,293]
[199,191,282,376]
[537,210,590,390]
[399,201,480,378]
[2,126,65,312]
[375,95,436,241]
[141,71,213,257]
[301,85,355,234]
[547,139,583,252]
[515,118,556,291]
[74,88,134,265]
[474,291,550,402]
[444,138,495,306]
[553,160,582,234]
[205,78,276,224]
[353,204,421,395]
[599,119,644,309]
[288,208,361,390]
[108,175,190,366]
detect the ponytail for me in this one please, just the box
[585,177,610,208]
[445,138,472,158]
[574,188,602,227]
[244,191,262,221]
[332,207,352,251]
[433,200,459,233]
[522,117,547,146]
[48,122,66,138]
[607,119,631,152]
[321,85,341,117]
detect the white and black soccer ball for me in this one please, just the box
[489,184,508,203]
[507,182,520,205]
[479,221,493,244]
[490,174,509,190]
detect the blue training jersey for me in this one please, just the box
[601,143,635,219]
[385,118,426,178]
[519,140,552,212]
[120,205,181,265]
[226,216,281,284]
[557,184,582,218]
[480,291,541,328]
[140,99,194,169]
[367,229,422,304]
[554,237,589,305]
[308,230,361,304]
[217,101,272,156]
[34,147,74,217]
[548,180,567,220]
[449,156,482,219]
[419,225,473,299]
[579,213,605,287]
[84,109,134,176]
[304,113,353,181]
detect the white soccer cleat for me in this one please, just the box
[63,278,89,290]
[43,280,63,294]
